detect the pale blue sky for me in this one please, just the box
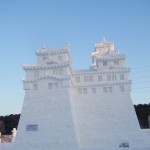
[0,0,150,115]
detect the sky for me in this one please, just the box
[0,0,150,115]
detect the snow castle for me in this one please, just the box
[1,38,148,150]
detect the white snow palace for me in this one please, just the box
[1,38,149,150]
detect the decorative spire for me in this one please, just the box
[42,44,46,49]
[66,41,70,48]
[66,41,70,50]
[102,36,106,42]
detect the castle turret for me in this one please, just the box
[13,44,78,150]
[72,38,146,149]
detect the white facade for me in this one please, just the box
[1,38,148,150]
[71,39,146,149]
[142,129,150,148]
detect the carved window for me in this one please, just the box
[89,76,93,82]
[54,83,58,89]
[43,56,47,60]
[34,70,39,78]
[108,87,112,93]
[120,74,124,80]
[26,124,38,131]
[84,76,93,82]
[103,61,107,66]
[96,62,99,68]
[78,88,82,94]
[76,77,80,82]
[98,75,103,81]
[103,87,107,93]
[84,76,88,82]
[59,68,64,75]
[83,88,87,94]
[120,86,124,92]
[112,74,116,80]
[114,60,119,65]
[119,142,129,148]
[58,56,63,62]
[53,68,58,75]
[48,83,53,89]
[92,88,96,94]
[33,84,38,91]
[107,75,111,81]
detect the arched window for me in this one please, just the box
[83,88,87,94]
[120,74,124,80]
[53,68,58,75]
[98,75,103,81]
[33,84,38,91]
[78,88,82,94]
[108,87,113,93]
[43,56,47,60]
[58,56,62,62]
[48,83,53,89]
[76,77,80,82]
[120,86,124,92]
[114,60,119,65]
[103,87,107,93]
[59,68,64,75]
[103,61,107,66]
[92,88,96,94]
[34,70,39,77]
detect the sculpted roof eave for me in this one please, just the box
[22,62,70,71]
[94,40,114,46]
[96,55,126,61]
[73,68,130,75]
[36,48,68,55]
[36,47,73,64]
[73,80,132,88]
[23,75,71,83]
